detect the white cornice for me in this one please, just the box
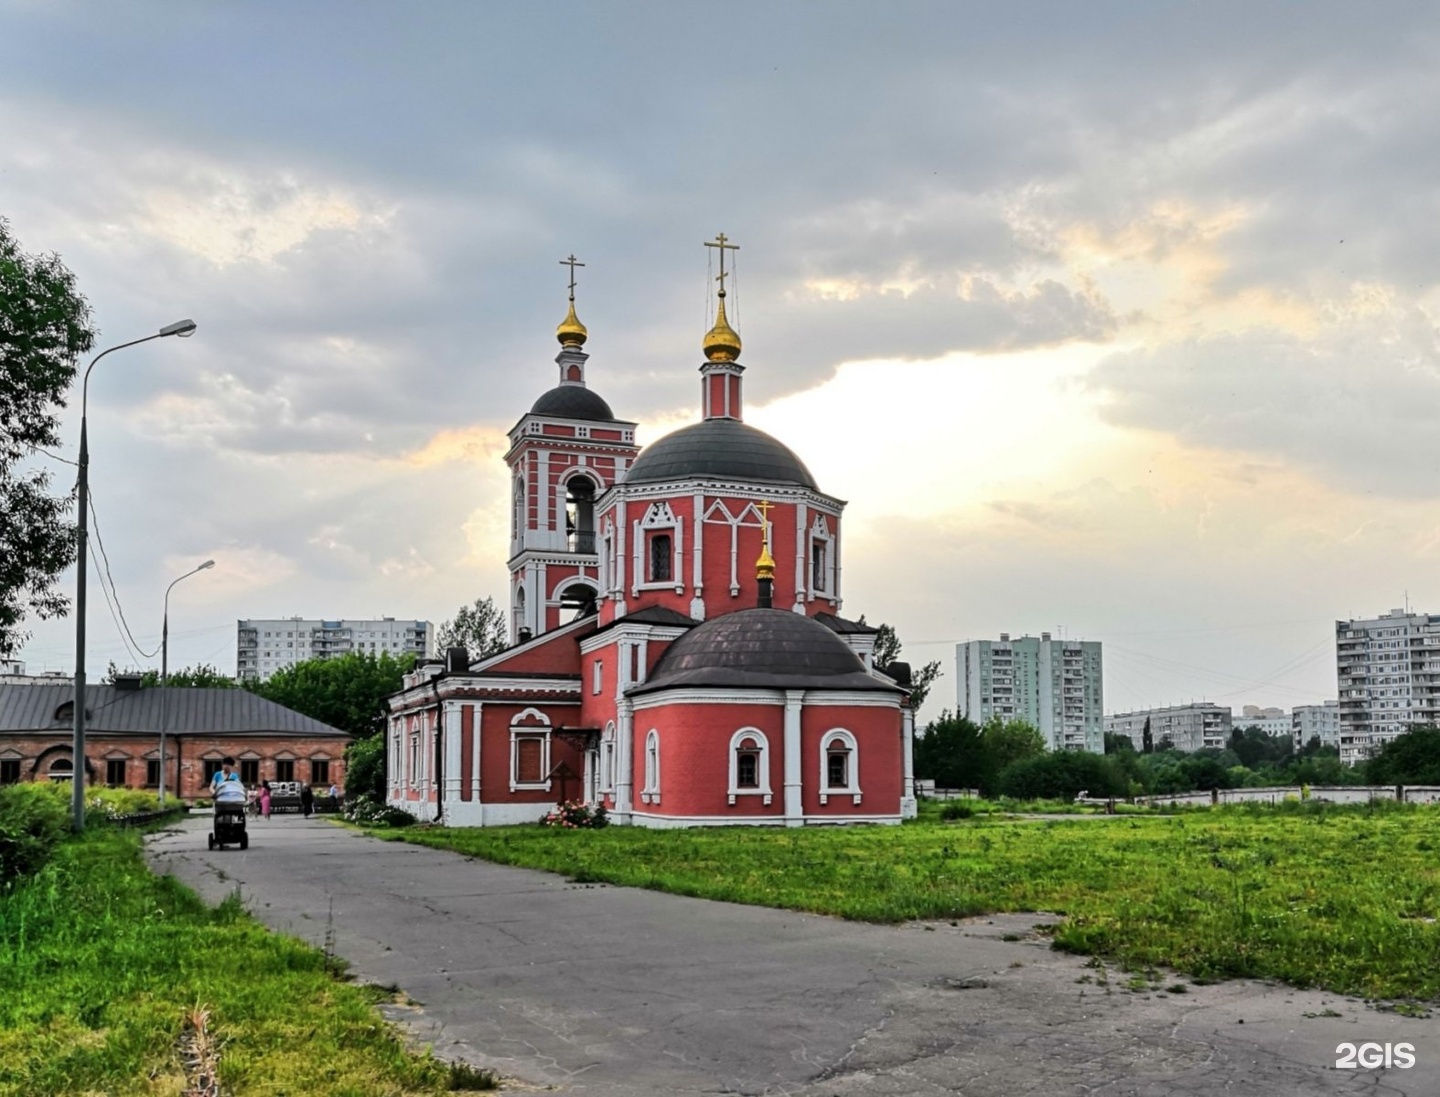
[630,688,786,710]
[598,479,847,512]
[579,624,689,655]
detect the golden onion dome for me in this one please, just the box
[755,539,776,581]
[703,289,742,362]
[556,298,588,348]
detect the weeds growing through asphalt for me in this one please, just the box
[374,801,1440,1001]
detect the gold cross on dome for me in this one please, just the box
[704,232,740,292]
[559,254,585,300]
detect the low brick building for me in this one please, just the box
[0,680,350,799]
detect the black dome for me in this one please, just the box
[530,385,616,422]
[626,419,818,490]
[630,609,902,694]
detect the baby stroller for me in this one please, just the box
[209,782,250,850]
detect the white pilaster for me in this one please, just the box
[901,706,917,819]
[471,702,484,824]
[784,690,803,827]
[615,697,635,823]
[444,700,463,805]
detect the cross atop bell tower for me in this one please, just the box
[700,233,745,420]
[555,253,590,386]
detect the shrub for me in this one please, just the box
[87,787,162,819]
[0,782,70,883]
[939,802,975,820]
[343,793,417,827]
[540,800,609,829]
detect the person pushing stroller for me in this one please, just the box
[209,756,249,850]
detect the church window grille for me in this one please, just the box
[515,737,544,784]
[649,534,673,582]
[727,728,773,806]
[641,729,660,804]
[819,729,862,805]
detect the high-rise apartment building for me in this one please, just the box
[1232,705,1290,737]
[1335,609,1440,764]
[956,632,1104,751]
[237,617,434,682]
[1292,700,1340,753]
[1105,703,1232,754]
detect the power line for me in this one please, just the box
[87,493,159,660]
[87,538,145,665]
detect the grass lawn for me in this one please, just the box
[0,825,493,1097]
[372,802,1440,1002]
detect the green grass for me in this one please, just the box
[372,802,1440,1001]
[0,825,495,1096]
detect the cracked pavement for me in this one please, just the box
[146,814,1437,1096]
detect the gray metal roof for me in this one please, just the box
[0,683,350,737]
[625,419,818,489]
[629,608,903,695]
[530,385,616,422]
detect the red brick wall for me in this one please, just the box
[638,701,784,818]
[800,705,903,816]
[0,732,350,800]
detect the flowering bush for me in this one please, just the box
[87,787,163,819]
[342,793,417,827]
[540,800,608,829]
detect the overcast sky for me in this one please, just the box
[6,1,1439,723]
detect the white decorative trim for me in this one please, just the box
[640,728,660,804]
[728,727,773,805]
[801,691,902,708]
[630,688,787,710]
[629,811,902,828]
[818,728,862,806]
[509,708,552,792]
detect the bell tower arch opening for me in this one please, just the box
[565,474,598,554]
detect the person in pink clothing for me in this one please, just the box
[259,781,272,820]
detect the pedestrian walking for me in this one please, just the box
[259,780,272,820]
[300,783,314,818]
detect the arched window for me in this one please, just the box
[512,477,526,540]
[819,729,862,805]
[557,579,598,622]
[565,476,597,553]
[601,721,616,794]
[727,728,772,806]
[638,501,681,588]
[641,729,660,804]
[48,757,74,782]
[509,708,552,791]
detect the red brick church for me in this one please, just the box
[386,240,918,826]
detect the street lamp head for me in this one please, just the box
[159,319,197,338]
[199,559,216,570]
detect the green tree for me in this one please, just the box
[104,662,237,688]
[980,717,1047,771]
[248,651,414,740]
[1366,725,1440,785]
[996,750,1128,800]
[436,595,508,660]
[344,732,387,801]
[867,620,942,710]
[1103,731,1136,755]
[0,219,96,658]
[913,711,993,792]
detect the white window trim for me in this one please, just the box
[818,728,862,805]
[601,721,616,793]
[509,707,553,791]
[592,659,603,695]
[808,514,834,599]
[641,728,660,804]
[727,727,773,806]
[635,501,684,592]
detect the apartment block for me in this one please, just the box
[1292,700,1340,753]
[957,632,1104,751]
[1232,705,1290,737]
[1335,609,1440,764]
[237,617,434,682]
[1105,702,1232,754]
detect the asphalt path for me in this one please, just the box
[146,813,1438,1096]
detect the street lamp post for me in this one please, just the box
[158,559,215,805]
[72,319,197,831]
